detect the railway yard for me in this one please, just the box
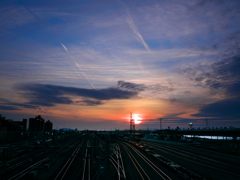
[0,132,240,180]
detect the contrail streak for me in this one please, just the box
[60,43,95,89]
[22,4,95,89]
[118,0,149,73]
[126,13,151,52]
[60,43,68,52]
[75,62,95,89]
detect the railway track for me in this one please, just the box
[52,137,93,180]
[143,139,240,165]
[109,144,126,180]
[82,140,91,180]
[119,141,174,180]
[0,149,49,179]
[54,140,84,180]
[1,138,80,180]
[142,140,240,180]
[95,135,128,179]
[8,157,49,180]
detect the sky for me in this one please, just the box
[0,0,240,130]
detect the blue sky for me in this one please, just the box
[0,0,240,130]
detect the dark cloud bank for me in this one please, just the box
[15,83,139,107]
[0,81,143,110]
[182,56,240,119]
[0,80,175,110]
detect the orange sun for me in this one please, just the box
[132,114,142,124]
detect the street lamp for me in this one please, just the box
[189,122,193,129]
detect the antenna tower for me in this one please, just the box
[130,113,135,134]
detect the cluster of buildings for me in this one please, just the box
[0,115,53,133]
[29,115,52,132]
[0,115,27,132]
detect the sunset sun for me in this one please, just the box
[132,114,142,124]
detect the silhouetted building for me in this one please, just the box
[45,120,53,131]
[0,115,27,132]
[12,119,27,131]
[29,115,45,132]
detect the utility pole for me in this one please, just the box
[159,118,163,130]
[206,117,208,128]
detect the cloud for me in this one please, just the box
[184,91,191,95]
[169,97,177,103]
[117,81,175,95]
[182,56,240,96]
[0,98,37,110]
[15,83,140,107]
[76,100,104,106]
[118,80,146,91]
[192,97,240,119]
[2,81,150,109]
[148,84,174,92]
[182,56,240,119]
[0,105,20,110]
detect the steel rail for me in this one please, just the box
[110,147,121,176]
[54,138,87,180]
[124,142,172,180]
[0,149,50,177]
[97,137,127,179]
[110,158,121,180]
[121,143,150,180]
[115,144,126,179]
[0,158,30,175]
[110,155,121,180]
[53,141,82,180]
[142,141,240,178]
[1,137,80,180]
[109,143,126,179]
[116,144,126,179]
[64,139,89,180]
[149,140,240,160]
[88,150,90,180]
[5,139,79,180]
[82,140,89,180]
[59,142,82,180]
[8,157,49,180]
[144,141,240,170]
